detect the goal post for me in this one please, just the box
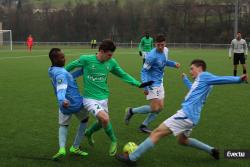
[0,30,13,51]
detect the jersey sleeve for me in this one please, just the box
[204,73,241,85]
[55,73,68,105]
[110,59,141,87]
[65,56,84,72]
[165,59,177,68]
[71,68,83,79]
[183,75,192,89]
[141,54,154,83]
[139,38,144,51]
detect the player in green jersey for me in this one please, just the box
[139,32,154,64]
[65,39,153,156]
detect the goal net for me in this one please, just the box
[0,30,12,51]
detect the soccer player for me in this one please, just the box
[116,59,248,165]
[139,32,154,64]
[125,34,180,133]
[26,34,33,52]
[65,39,153,156]
[48,48,89,161]
[229,32,248,78]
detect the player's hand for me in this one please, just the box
[139,81,154,88]
[240,74,248,82]
[139,51,142,56]
[62,100,70,108]
[182,73,187,78]
[175,63,181,69]
[144,90,149,95]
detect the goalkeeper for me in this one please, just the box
[65,39,153,156]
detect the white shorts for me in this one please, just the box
[83,98,108,117]
[163,110,194,137]
[146,84,165,100]
[59,108,89,126]
[142,51,149,59]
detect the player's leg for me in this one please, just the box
[177,133,219,159]
[52,110,71,161]
[233,53,239,76]
[70,110,89,157]
[116,122,172,164]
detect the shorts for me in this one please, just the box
[83,98,108,117]
[163,110,194,137]
[233,53,246,65]
[59,108,89,126]
[142,51,149,59]
[146,84,165,100]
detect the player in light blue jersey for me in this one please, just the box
[116,59,247,164]
[48,48,89,161]
[125,34,180,133]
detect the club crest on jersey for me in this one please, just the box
[57,79,63,84]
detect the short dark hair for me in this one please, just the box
[49,48,61,64]
[155,34,166,43]
[99,39,116,52]
[191,59,207,71]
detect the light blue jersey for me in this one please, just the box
[48,66,83,114]
[141,48,177,88]
[182,72,242,125]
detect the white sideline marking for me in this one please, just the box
[0,52,137,61]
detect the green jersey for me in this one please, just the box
[139,37,154,52]
[65,55,141,100]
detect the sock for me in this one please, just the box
[59,125,68,149]
[85,121,102,136]
[104,122,117,143]
[132,105,151,114]
[234,70,237,76]
[129,137,154,161]
[243,69,247,74]
[187,138,213,154]
[73,121,87,148]
[142,112,159,127]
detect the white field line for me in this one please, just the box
[0,52,138,61]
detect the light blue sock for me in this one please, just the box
[73,122,87,148]
[129,137,154,161]
[132,105,151,114]
[187,138,213,154]
[142,112,159,126]
[59,125,68,148]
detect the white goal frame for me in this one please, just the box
[0,30,12,51]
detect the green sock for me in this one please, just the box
[104,122,117,143]
[86,121,102,136]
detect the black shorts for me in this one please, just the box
[233,53,246,65]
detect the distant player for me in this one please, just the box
[125,34,180,133]
[65,39,153,156]
[116,59,247,165]
[48,48,89,161]
[229,32,248,79]
[139,32,154,64]
[26,34,33,52]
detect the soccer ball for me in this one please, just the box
[123,142,138,154]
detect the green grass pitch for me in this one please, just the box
[0,47,249,167]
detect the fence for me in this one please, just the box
[10,41,231,49]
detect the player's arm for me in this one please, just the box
[110,59,141,87]
[65,57,84,72]
[244,40,248,59]
[139,39,143,56]
[205,73,246,85]
[166,60,180,68]
[71,68,83,79]
[182,73,192,89]
[55,74,69,108]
